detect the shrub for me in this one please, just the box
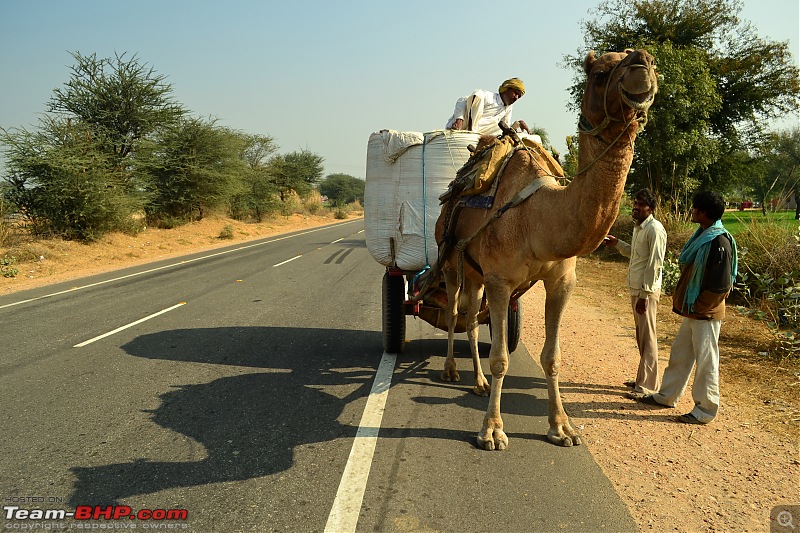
[218,224,235,240]
[661,251,681,295]
[304,192,323,215]
[0,256,19,278]
[735,221,800,360]
[151,215,184,230]
[279,196,300,217]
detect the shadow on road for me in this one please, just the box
[68,328,523,506]
[69,326,382,506]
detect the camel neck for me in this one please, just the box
[556,131,635,256]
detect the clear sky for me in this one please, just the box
[1,0,797,179]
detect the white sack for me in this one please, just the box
[364,129,480,271]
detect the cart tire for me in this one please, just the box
[488,300,523,353]
[507,300,523,353]
[382,272,406,353]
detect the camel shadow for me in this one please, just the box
[68,326,384,506]
[390,338,550,447]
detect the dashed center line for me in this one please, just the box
[272,255,302,267]
[73,302,186,347]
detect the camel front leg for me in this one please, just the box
[476,277,512,450]
[441,266,461,383]
[541,272,582,447]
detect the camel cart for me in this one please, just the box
[364,129,522,354]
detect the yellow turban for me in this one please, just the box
[499,78,525,96]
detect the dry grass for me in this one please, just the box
[0,212,357,294]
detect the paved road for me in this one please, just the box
[0,220,634,532]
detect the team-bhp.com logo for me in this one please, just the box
[4,504,189,527]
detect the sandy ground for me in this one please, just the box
[2,214,799,532]
[521,257,799,532]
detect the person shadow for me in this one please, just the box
[68,326,381,506]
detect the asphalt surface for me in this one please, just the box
[0,219,635,532]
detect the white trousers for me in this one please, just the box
[631,294,661,394]
[654,317,721,423]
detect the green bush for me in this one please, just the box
[661,251,681,295]
[218,224,235,240]
[734,221,800,360]
[1,256,19,278]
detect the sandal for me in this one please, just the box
[676,413,707,425]
[623,380,636,388]
[627,392,671,407]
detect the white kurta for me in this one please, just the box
[445,89,513,136]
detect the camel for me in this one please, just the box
[434,49,658,449]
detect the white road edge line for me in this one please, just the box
[0,220,360,310]
[272,255,302,267]
[324,351,396,533]
[331,237,344,244]
[73,302,186,347]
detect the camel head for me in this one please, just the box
[580,49,658,142]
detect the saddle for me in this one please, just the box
[427,125,561,299]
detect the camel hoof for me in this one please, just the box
[547,428,582,447]
[477,429,508,451]
[441,367,460,382]
[472,381,490,396]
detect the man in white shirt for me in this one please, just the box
[604,188,668,396]
[446,78,531,136]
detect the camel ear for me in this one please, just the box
[583,50,597,75]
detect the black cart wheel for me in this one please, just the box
[382,271,406,353]
[507,299,523,353]
[488,299,523,353]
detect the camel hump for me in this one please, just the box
[520,137,564,177]
[459,137,516,196]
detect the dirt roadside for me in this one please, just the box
[2,214,798,532]
[521,257,799,532]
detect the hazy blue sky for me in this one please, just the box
[1,0,797,178]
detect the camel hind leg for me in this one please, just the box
[466,281,489,396]
[440,267,489,395]
[441,265,461,383]
[541,268,582,447]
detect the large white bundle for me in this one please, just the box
[364,129,480,271]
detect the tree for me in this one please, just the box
[568,0,800,206]
[144,117,248,223]
[48,51,185,164]
[319,173,364,206]
[754,128,800,215]
[0,51,187,240]
[229,133,281,221]
[1,116,145,240]
[561,135,580,179]
[633,41,721,211]
[266,149,324,202]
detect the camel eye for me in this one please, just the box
[593,70,609,84]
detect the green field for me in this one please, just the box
[722,209,798,234]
